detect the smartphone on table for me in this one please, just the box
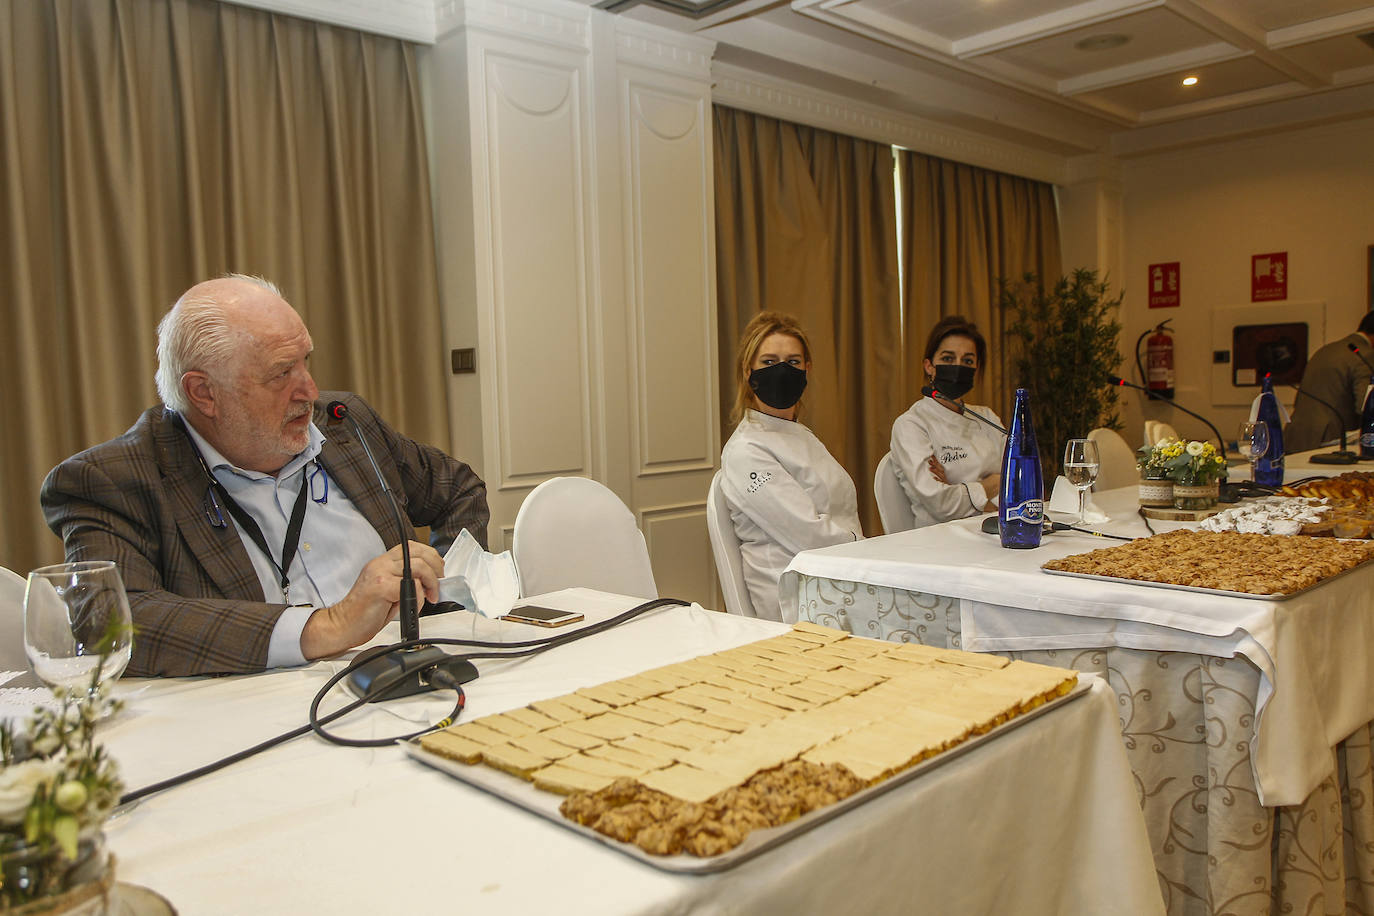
[499,605,585,627]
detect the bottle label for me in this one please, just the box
[1004,499,1044,525]
[1362,433,1374,449]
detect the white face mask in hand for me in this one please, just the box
[438,529,520,618]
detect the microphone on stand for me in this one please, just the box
[1288,385,1358,464]
[326,400,478,700]
[1107,375,1228,460]
[921,385,1009,435]
[1348,341,1374,373]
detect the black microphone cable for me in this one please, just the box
[307,597,687,747]
[118,597,688,805]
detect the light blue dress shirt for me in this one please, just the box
[183,421,387,666]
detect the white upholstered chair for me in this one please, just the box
[1,566,30,675]
[1087,427,1140,491]
[1143,420,1179,448]
[706,471,756,617]
[873,452,916,535]
[511,477,657,600]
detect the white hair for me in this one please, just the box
[155,274,284,412]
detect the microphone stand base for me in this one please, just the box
[1310,451,1360,465]
[345,646,479,701]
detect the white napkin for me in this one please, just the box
[438,529,520,618]
[1247,392,1292,424]
[1048,475,1109,523]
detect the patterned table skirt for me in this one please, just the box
[795,575,1374,916]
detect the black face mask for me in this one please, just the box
[932,363,976,400]
[749,363,808,410]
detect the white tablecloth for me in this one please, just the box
[94,589,1162,915]
[780,487,1374,807]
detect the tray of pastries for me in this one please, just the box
[1042,528,1374,598]
[1199,496,1331,535]
[1280,473,1374,537]
[406,622,1082,873]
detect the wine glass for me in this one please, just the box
[1238,421,1270,483]
[1062,438,1100,524]
[24,561,132,705]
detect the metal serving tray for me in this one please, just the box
[403,678,1091,874]
[1042,556,1374,601]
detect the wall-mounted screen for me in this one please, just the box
[1232,323,1307,386]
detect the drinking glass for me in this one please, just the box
[24,561,132,703]
[1238,421,1270,482]
[1062,438,1100,524]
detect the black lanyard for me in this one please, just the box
[179,416,313,602]
[214,475,310,603]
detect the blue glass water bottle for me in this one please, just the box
[1361,376,1374,460]
[999,387,1044,549]
[1254,374,1285,486]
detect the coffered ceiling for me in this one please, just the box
[229,0,1374,159]
[625,0,1374,156]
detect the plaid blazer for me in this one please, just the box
[41,392,488,677]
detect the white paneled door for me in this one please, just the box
[427,0,722,609]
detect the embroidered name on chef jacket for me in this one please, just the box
[747,470,773,493]
[939,447,970,464]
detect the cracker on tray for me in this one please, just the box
[421,623,1079,859]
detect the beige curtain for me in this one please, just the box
[899,150,1062,422]
[0,0,448,575]
[713,106,902,536]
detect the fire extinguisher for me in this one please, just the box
[1144,321,1175,400]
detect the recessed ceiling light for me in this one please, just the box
[1182,76,1199,86]
[1074,33,1130,52]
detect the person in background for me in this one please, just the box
[889,315,1005,528]
[1283,311,1374,452]
[42,275,488,677]
[719,312,862,621]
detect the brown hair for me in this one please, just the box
[730,311,812,425]
[923,315,987,374]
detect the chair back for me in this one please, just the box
[1143,420,1179,448]
[0,566,29,674]
[511,477,657,600]
[873,452,916,534]
[1087,427,1140,491]
[706,471,756,617]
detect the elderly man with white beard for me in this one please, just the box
[41,275,488,677]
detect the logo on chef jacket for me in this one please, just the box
[747,470,773,494]
[939,447,969,464]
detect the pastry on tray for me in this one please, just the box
[1042,528,1374,595]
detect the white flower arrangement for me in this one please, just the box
[0,692,124,905]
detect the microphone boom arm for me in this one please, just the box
[332,403,421,642]
[1109,375,1229,459]
[921,385,1009,435]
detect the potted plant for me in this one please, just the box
[1135,438,1176,508]
[1000,268,1124,483]
[1137,437,1228,510]
[0,688,123,912]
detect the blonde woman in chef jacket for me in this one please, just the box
[890,315,1006,528]
[720,312,863,621]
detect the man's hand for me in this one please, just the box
[927,455,949,484]
[299,541,445,660]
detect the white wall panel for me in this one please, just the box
[641,504,716,609]
[484,53,594,483]
[622,82,717,474]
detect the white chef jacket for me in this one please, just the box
[720,410,863,621]
[890,396,1006,529]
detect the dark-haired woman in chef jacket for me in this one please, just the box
[890,315,1005,528]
